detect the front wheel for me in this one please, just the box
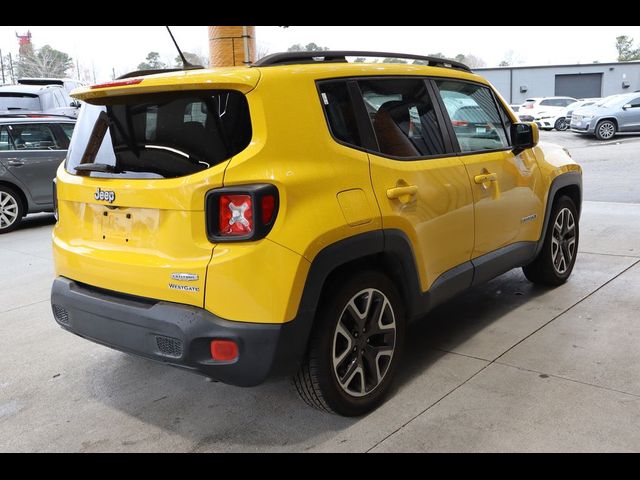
[554,117,568,131]
[595,120,616,140]
[293,271,405,416]
[523,195,579,286]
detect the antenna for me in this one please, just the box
[166,26,200,69]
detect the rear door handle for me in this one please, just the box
[474,173,497,184]
[7,160,25,167]
[386,185,418,201]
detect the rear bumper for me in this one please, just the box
[51,277,304,386]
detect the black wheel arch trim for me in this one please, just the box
[533,171,582,259]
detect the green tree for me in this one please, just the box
[615,35,640,61]
[138,52,167,70]
[427,52,445,59]
[498,60,511,67]
[17,45,73,78]
[382,58,407,64]
[287,43,329,52]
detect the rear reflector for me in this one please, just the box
[91,78,143,89]
[210,340,239,361]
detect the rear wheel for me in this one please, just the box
[554,117,568,131]
[0,186,24,234]
[595,120,616,140]
[293,270,405,416]
[523,195,579,286]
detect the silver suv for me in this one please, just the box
[0,116,74,233]
[571,93,640,140]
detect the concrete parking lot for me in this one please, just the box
[1,131,639,452]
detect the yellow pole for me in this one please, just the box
[208,26,256,67]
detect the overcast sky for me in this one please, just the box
[1,26,639,81]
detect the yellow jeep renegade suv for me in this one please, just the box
[51,51,582,416]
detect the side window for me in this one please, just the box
[318,81,361,147]
[184,101,208,125]
[359,78,446,158]
[60,123,75,141]
[52,89,66,108]
[629,97,640,108]
[9,124,62,150]
[540,99,553,106]
[435,80,510,153]
[0,126,14,151]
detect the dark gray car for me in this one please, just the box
[570,92,640,140]
[0,84,80,119]
[0,116,74,232]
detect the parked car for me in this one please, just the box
[570,92,640,140]
[50,51,582,416]
[564,98,601,127]
[0,85,80,119]
[0,116,75,232]
[17,78,88,98]
[518,96,577,124]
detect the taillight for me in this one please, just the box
[219,194,253,236]
[524,103,534,109]
[451,120,468,127]
[206,184,279,242]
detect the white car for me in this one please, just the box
[518,96,577,127]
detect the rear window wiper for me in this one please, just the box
[75,163,121,174]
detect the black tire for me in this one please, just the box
[0,185,24,234]
[523,195,579,286]
[594,119,616,141]
[293,270,405,416]
[554,117,568,131]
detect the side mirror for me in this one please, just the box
[622,103,631,110]
[510,122,538,151]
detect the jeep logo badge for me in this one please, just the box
[94,188,116,204]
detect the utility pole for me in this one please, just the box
[92,63,96,83]
[0,49,5,84]
[112,67,115,80]
[76,58,80,80]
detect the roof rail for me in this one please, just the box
[117,66,204,80]
[252,51,471,72]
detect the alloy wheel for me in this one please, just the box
[598,122,615,139]
[332,288,396,398]
[551,207,576,275]
[0,191,19,230]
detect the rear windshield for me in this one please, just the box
[0,93,41,112]
[65,90,251,179]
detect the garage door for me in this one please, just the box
[555,73,602,98]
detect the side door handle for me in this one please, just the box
[474,173,497,184]
[386,185,418,202]
[7,160,25,167]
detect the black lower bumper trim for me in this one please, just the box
[51,277,304,387]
